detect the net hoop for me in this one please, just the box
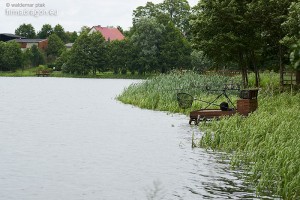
[177,93,194,109]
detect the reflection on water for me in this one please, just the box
[0,77,266,199]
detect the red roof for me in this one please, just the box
[92,26,124,41]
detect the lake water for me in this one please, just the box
[0,77,258,200]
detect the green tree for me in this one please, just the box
[191,50,213,73]
[131,17,164,74]
[22,48,34,69]
[108,39,130,74]
[247,0,296,86]
[37,24,53,39]
[133,2,160,25]
[2,41,23,71]
[290,40,300,85]
[31,45,45,67]
[65,32,107,75]
[190,0,294,87]
[15,23,36,38]
[56,50,71,71]
[89,32,107,75]
[282,2,300,47]
[133,0,191,35]
[159,0,191,34]
[80,26,90,35]
[46,34,66,60]
[0,42,6,71]
[126,40,140,75]
[53,24,67,43]
[191,0,249,86]
[66,31,78,43]
[290,41,300,70]
[159,21,191,73]
[65,33,91,75]
[283,2,300,85]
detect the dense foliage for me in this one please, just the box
[199,93,300,199]
[132,0,190,34]
[282,1,300,47]
[37,24,53,39]
[46,34,66,61]
[53,24,68,43]
[15,23,78,43]
[290,40,300,70]
[30,45,46,67]
[63,32,107,75]
[190,0,298,87]
[15,23,36,38]
[131,18,164,74]
[0,41,23,71]
[108,39,131,74]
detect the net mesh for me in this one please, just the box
[177,93,194,109]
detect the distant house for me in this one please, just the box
[0,33,25,42]
[89,25,124,41]
[10,38,48,51]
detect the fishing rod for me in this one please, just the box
[176,83,241,110]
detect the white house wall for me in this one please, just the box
[88,28,97,35]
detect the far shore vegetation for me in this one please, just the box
[0,65,154,79]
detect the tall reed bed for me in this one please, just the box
[200,93,300,199]
[117,71,240,114]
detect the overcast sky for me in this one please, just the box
[0,0,199,34]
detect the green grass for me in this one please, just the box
[0,67,153,79]
[0,67,38,77]
[248,71,280,94]
[118,71,241,114]
[118,71,299,199]
[199,93,300,199]
[51,71,154,79]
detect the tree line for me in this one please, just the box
[15,23,78,43]
[1,0,300,86]
[58,17,191,75]
[190,0,300,86]
[0,23,76,71]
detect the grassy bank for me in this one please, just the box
[118,71,241,114]
[117,71,299,199]
[0,67,153,79]
[118,71,281,113]
[199,93,300,199]
[0,67,39,77]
